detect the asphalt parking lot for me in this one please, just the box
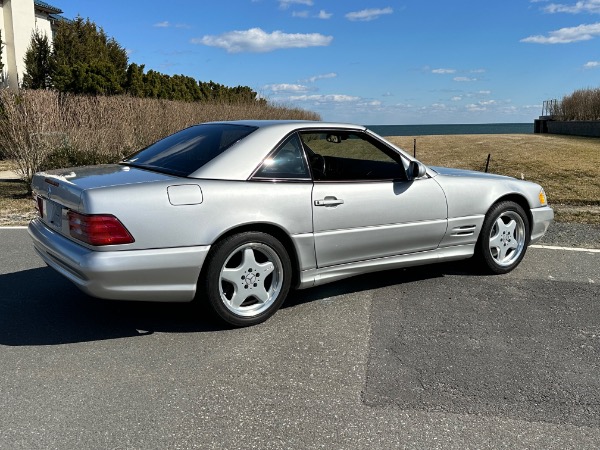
[0,227,599,449]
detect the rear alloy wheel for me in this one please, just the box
[476,201,530,274]
[203,232,292,326]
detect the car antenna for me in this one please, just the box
[485,153,491,173]
[413,138,417,158]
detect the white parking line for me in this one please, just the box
[0,226,28,230]
[531,244,600,253]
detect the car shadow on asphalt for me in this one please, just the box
[0,260,474,346]
[283,262,462,308]
[0,267,225,346]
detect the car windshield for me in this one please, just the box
[122,124,257,177]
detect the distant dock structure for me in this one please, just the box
[534,99,600,137]
[534,100,557,134]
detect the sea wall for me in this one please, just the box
[535,119,600,137]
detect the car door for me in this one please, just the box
[302,130,448,268]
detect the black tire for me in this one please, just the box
[201,232,292,327]
[475,201,530,274]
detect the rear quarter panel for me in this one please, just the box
[81,179,314,252]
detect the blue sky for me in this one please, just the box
[53,0,600,124]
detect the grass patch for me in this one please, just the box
[0,179,37,226]
[1,133,599,226]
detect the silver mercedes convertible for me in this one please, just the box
[29,121,554,326]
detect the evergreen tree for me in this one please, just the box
[43,16,259,103]
[125,63,145,97]
[22,29,52,89]
[50,16,128,95]
[142,70,162,98]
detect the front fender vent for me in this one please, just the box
[450,225,477,237]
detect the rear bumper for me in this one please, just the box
[529,205,554,244]
[28,218,210,302]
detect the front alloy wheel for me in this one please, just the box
[203,232,291,326]
[476,201,530,274]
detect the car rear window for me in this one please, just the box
[122,124,257,176]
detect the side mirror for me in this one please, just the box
[407,161,427,180]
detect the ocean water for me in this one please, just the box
[367,123,533,137]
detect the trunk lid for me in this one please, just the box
[31,164,177,236]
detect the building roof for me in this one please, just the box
[34,1,63,14]
[49,13,72,23]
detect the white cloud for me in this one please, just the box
[432,68,456,74]
[293,9,333,19]
[464,100,497,111]
[264,83,312,93]
[463,90,492,98]
[584,60,600,67]
[153,21,190,29]
[304,72,337,83]
[320,98,539,125]
[544,0,600,14]
[279,0,313,9]
[345,7,393,22]
[193,28,333,53]
[521,22,600,43]
[430,103,451,110]
[466,103,487,111]
[451,96,462,101]
[453,76,477,82]
[317,10,333,19]
[290,94,360,102]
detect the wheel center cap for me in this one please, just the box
[246,273,257,284]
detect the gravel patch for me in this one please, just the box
[537,222,600,249]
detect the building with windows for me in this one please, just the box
[0,0,66,89]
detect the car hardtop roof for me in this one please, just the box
[204,120,367,132]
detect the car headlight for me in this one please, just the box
[539,188,548,206]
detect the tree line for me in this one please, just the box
[547,88,600,121]
[21,17,263,103]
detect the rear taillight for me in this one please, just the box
[68,211,135,246]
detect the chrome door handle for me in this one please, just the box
[314,197,344,207]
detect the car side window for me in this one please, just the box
[300,131,407,182]
[253,133,311,180]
